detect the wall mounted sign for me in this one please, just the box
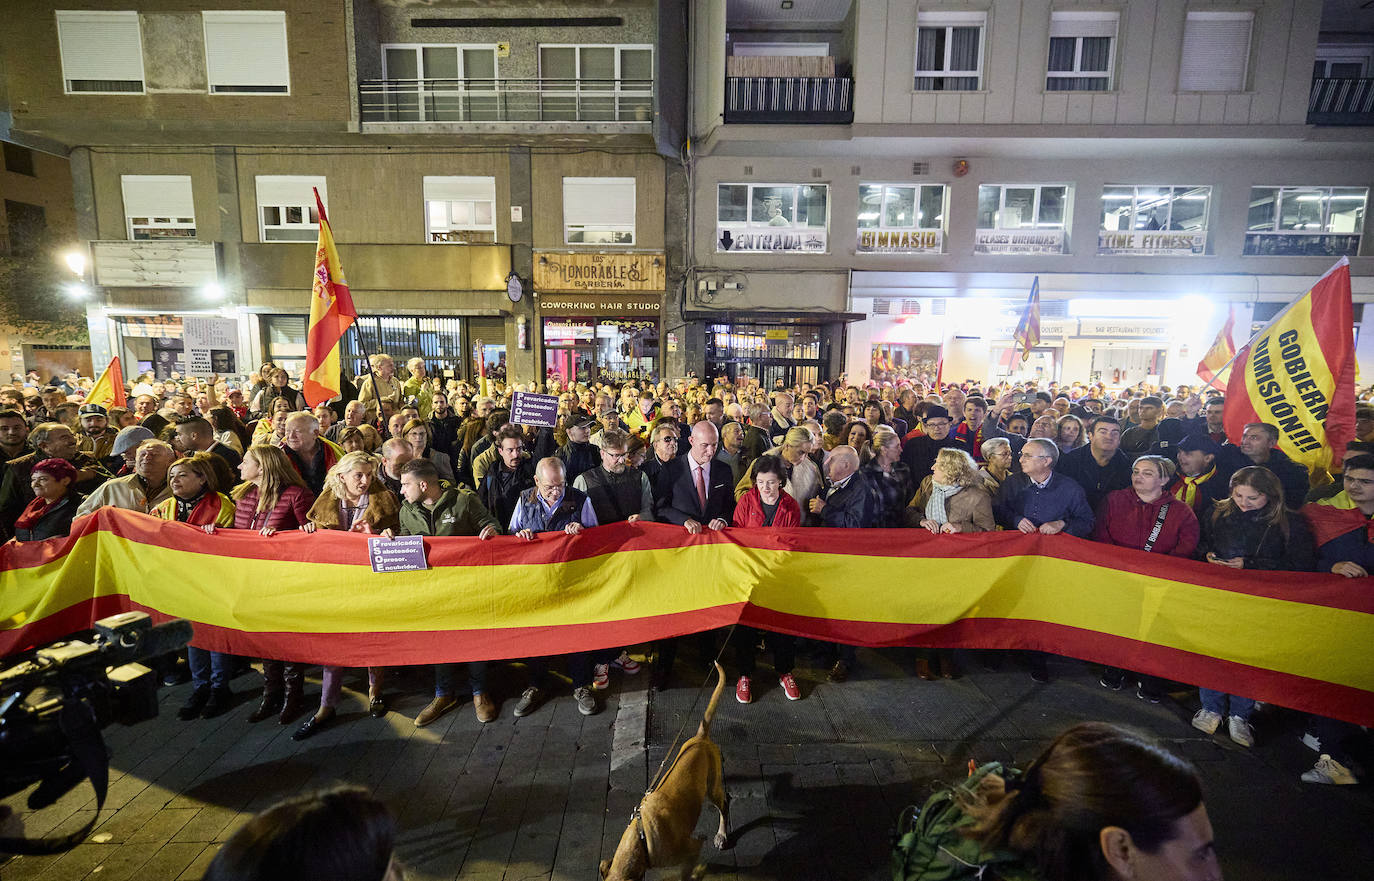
[534,252,665,292]
[974,229,1066,255]
[857,229,943,254]
[1096,231,1206,256]
[537,294,662,315]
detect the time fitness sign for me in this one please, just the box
[534,252,666,292]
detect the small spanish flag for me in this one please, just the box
[86,356,127,409]
[1013,277,1041,363]
[1196,306,1236,391]
[303,189,357,407]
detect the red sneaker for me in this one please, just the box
[735,676,752,704]
[779,673,802,701]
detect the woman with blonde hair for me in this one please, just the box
[229,444,316,724]
[905,446,994,680]
[357,353,402,421]
[296,452,401,740]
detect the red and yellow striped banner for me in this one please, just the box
[4,509,1372,726]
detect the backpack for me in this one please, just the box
[892,763,1044,881]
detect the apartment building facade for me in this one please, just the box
[686,0,1374,389]
[1,0,673,386]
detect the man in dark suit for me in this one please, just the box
[655,420,736,532]
[652,421,737,688]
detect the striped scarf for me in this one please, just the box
[925,482,962,525]
[1172,466,1216,508]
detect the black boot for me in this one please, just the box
[247,690,283,723]
[278,666,305,725]
[177,686,210,721]
[202,687,234,719]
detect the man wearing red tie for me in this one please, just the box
[652,421,737,687]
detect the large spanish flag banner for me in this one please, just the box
[302,188,357,407]
[1224,258,1357,473]
[1195,306,1235,392]
[3,510,1372,726]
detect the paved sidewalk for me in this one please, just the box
[0,649,1369,880]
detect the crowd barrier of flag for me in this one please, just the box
[3,508,1371,727]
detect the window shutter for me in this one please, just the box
[1050,12,1118,39]
[1178,12,1252,91]
[563,177,636,227]
[255,176,326,208]
[56,11,144,89]
[121,175,194,218]
[203,11,289,92]
[423,176,495,203]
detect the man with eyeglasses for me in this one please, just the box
[572,428,649,690]
[899,404,962,484]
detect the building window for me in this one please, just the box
[380,45,499,122]
[1047,12,1117,91]
[256,176,325,242]
[203,11,290,94]
[2,143,36,177]
[856,183,945,253]
[1099,185,1210,256]
[3,201,46,257]
[1178,11,1252,92]
[975,184,1071,254]
[121,175,195,240]
[914,12,984,91]
[55,10,144,94]
[539,45,654,121]
[717,183,829,253]
[1244,186,1367,256]
[563,177,635,245]
[424,176,496,243]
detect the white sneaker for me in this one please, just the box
[1301,754,1359,785]
[592,663,610,691]
[1227,715,1255,748]
[1191,708,1223,735]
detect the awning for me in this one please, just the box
[684,310,865,324]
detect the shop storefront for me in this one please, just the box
[534,252,665,385]
[107,313,244,381]
[699,318,853,387]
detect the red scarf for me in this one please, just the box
[1303,495,1374,547]
[15,495,62,531]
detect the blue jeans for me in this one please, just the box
[1200,687,1255,721]
[435,661,489,698]
[188,647,232,690]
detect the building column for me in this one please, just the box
[506,146,537,386]
[663,160,690,380]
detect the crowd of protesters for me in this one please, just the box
[2,357,1372,788]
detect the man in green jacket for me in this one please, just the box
[386,457,501,725]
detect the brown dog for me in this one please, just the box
[601,661,730,881]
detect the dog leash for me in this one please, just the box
[643,623,737,797]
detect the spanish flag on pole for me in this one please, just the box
[1224,258,1356,473]
[1196,306,1236,391]
[1013,276,1041,362]
[303,188,357,407]
[86,356,127,409]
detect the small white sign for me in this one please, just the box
[511,206,524,223]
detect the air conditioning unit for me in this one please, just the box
[872,298,891,315]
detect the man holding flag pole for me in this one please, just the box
[1222,257,1357,482]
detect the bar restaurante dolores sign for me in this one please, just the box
[534,252,666,292]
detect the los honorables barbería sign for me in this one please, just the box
[534,252,665,292]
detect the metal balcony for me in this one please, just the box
[1308,77,1374,125]
[358,78,654,127]
[724,76,854,124]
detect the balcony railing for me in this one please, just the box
[359,78,653,125]
[724,76,854,124]
[1308,76,1374,125]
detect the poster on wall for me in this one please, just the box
[183,317,238,377]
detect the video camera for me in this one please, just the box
[0,612,192,855]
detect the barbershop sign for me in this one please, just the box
[857,229,943,254]
[533,252,666,292]
[974,229,1065,255]
[1097,230,1207,256]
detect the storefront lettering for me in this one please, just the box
[856,230,942,253]
[533,253,665,292]
[539,299,659,312]
[1097,231,1206,256]
[974,230,1065,255]
[719,229,827,252]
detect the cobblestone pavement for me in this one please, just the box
[1,646,1369,880]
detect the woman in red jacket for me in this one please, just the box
[730,455,803,705]
[1092,455,1200,703]
[230,444,317,725]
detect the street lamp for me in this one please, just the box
[64,251,86,277]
